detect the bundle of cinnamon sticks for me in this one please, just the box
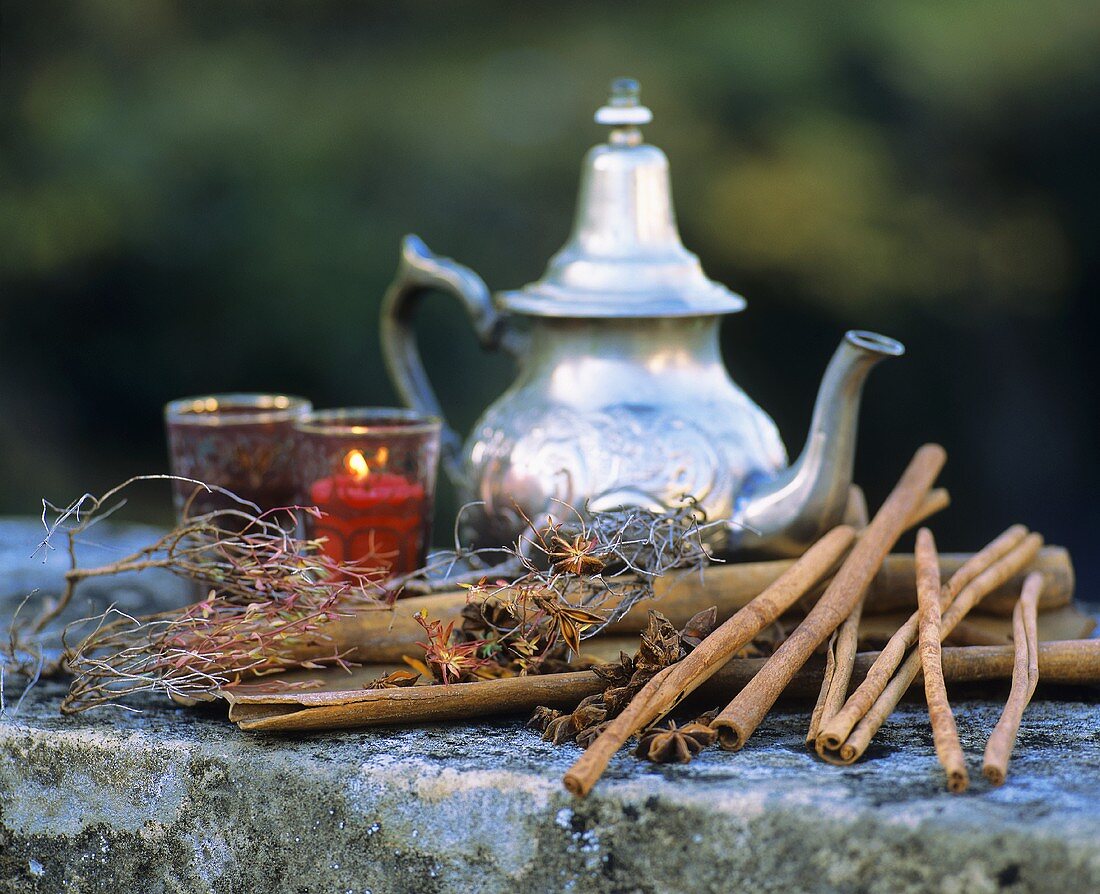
[562,444,1092,797]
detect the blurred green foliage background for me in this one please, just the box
[1,1,1097,597]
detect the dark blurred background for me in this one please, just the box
[1,2,1097,601]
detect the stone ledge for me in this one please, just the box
[1,519,1099,893]
[2,679,1099,894]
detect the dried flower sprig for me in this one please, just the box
[0,476,395,712]
[444,500,715,676]
[412,610,494,684]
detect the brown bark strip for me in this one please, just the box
[821,533,1043,765]
[916,528,968,792]
[815,525,1028,756]
[559,525,857,798]
[808,488,872,743]
[231,639,1100,733]
[711,444,947,752]
[806,631,839,745]
[983,572,1043,785]
[265,545,1072,668]
[807,598,865,744]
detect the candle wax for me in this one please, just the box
[309,471,427,576]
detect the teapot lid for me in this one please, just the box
[498,78,746,319]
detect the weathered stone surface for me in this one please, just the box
[1,519,1099,893]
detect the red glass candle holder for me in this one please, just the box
[293,409,441,579]
[165,393,312,522]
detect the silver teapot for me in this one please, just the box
[381,79,903,557]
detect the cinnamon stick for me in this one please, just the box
[807,487,871,743]
[820,532,1043,765]
[712,444,947,752]
[816,525,1028,757]
[559,525,857,798]
[916,528,968,792]
[265,544,1072,668]
[230,639,1100,733]
[983,572,1042,785]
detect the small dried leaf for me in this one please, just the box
[364,670,420,690]
[402,655,433,679]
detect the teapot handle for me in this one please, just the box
[380,234,506,489]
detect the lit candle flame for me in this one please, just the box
[344,449,370,480]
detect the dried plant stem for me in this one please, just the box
[815,524,1028,757]
[229,639,1100,733]
[560,525,857,798]
[712,443,947,752]
[820,532,1043,765]
[916,528,968,793]
[983,572,1042,785]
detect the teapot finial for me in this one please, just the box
[595,77,652,145]
[497,78,744,318]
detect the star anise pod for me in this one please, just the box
[634,720,718,764]
[636,611,683,675]
[576,720,611,749]
[543,713,581,744]
[531,590,605,655]
[528,705,563,733]
[601,685,637,716]
[593,652,636,688]
[572,701,608,730]
[679,606,718,652]
[536,695,608,745]
[549,532,605,576]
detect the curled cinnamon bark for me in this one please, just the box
[816,525,1028,757]
[808,487,871,743]
[712,444,947,752]
[819,532,1043,765]
[916,528,968,792]
[983,572,1042,785]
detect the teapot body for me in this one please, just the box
[458,315,786,547]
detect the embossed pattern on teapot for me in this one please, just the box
[462,316,787,548]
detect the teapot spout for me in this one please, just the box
[730,330,904,556]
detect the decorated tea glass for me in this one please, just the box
[293,408,441,577]
[165,393,312,522]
